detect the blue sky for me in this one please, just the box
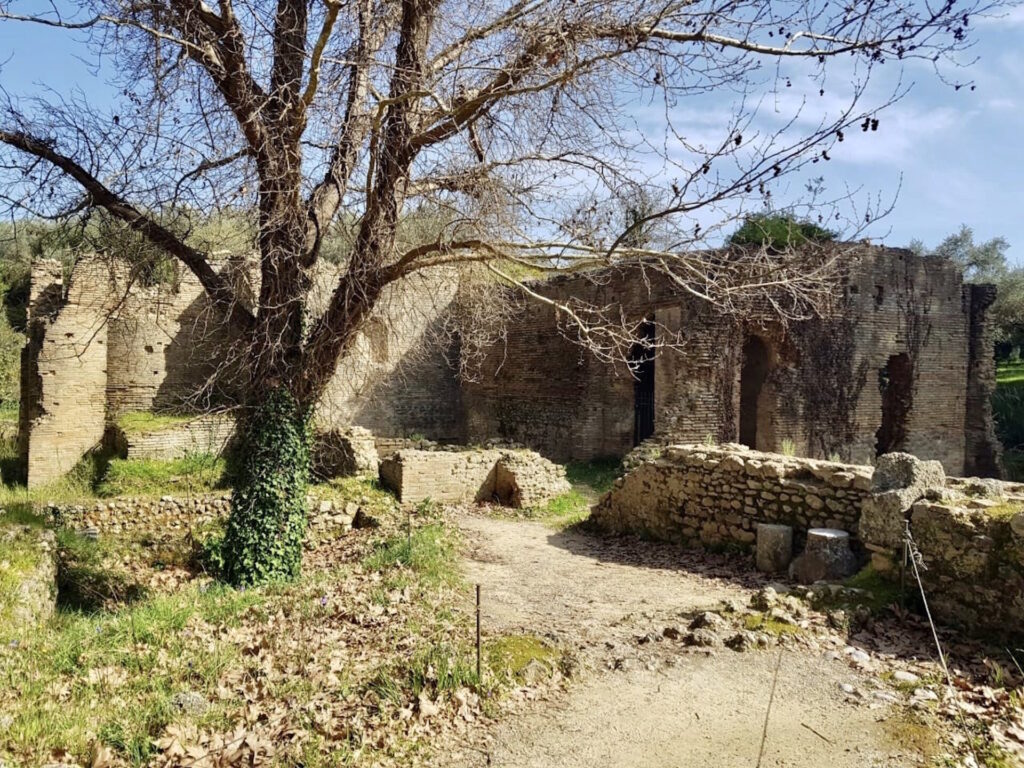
[1,7,1022,262]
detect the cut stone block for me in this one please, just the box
[755,523,793,573]
[789,528,857,584]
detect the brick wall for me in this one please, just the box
[378,448,570,506]
[118,414,238,461]
[462,245,1000,476]
[19,259,116,487]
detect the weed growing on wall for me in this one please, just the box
[222,389,311,586]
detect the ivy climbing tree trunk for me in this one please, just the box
[222,389,312,586]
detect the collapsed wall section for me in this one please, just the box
[378,448,570,506]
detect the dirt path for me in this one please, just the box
[451,513,931,768]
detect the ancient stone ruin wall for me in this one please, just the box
[379,448,570,506]
[19,259,117,487]
[116,414,238,461]
[462,246,999,476]
[19,258,464,485]
[592,444,873,545]
[597,444,1024,640]
[317,268,463,442]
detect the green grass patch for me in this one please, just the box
[0,401,18,423]
[841,567,905,614]
[983,501,1024,519]
[564,457,622,495]
[996,361,1024,386]
[115,411,197,435]
[363,523,459,590]
[485,634,560,684]
[97,453,227,498]
[742,612,803,636]
[0,525,52,633]
[0,579,265,766]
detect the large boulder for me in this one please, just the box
[859,453,945,549]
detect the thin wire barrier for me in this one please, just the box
[904,522,981,767]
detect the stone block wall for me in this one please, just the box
[592,444,873,546]
[19,259,117,487]
[117,414,238,461]
[909,501,1024,638]
[379,447,570,506]
[597,444,1024,640]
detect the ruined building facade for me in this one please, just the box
[17,245,1001,487]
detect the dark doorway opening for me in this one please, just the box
[876,353,913,456]
[630,321,656,446]
[739,336,771,449]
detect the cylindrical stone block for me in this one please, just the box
[789,527,857,583]
[756,523,793,573]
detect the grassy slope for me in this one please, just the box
[0,480,557,768]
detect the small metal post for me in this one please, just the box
[899,537,908,610]
[475,584,482,684]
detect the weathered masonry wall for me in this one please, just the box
[592,444,873,545]
[596,444,1024,640]
[115,414,238,461]
[19,260,115,487]
[462,246,1000,476]
[379,448,570,507]
[19,259,464,486]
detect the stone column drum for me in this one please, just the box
[755,523,794,573]
[789,528,857,583]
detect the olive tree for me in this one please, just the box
[0,0,992,583]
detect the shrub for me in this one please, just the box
[729,214,836,252]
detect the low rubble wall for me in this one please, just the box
[379,447,570,506]
[595,444,1024,640]
[593,444,872,546]
[47,493,358,538]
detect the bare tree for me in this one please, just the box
[0,0,993,583]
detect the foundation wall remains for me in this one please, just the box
[596,444,1024,640]
[116,414,239,461]
[378,448,570,507]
